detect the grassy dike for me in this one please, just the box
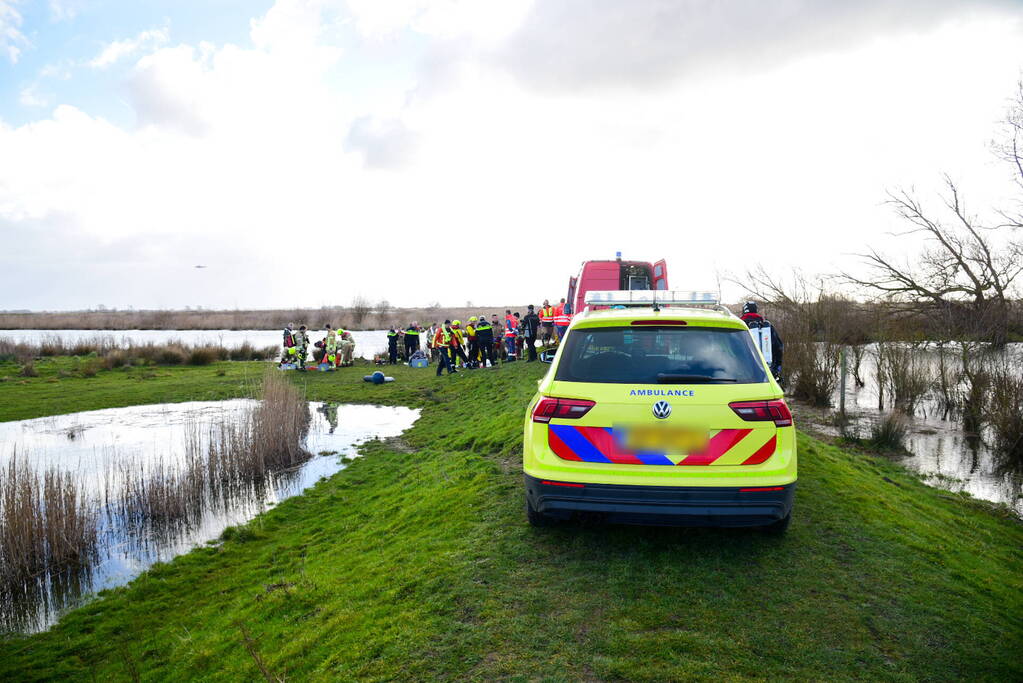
[0,358,1021,681]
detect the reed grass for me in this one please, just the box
[869,412,909,452]
[0,336,278,368]
[880,343,933,414]
[988,362,1023,464]
[1,368,309,599]
[0,305,524,332]
[109,368,310,533]
[0,455,98,591]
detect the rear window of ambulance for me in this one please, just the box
[554,326,768,384]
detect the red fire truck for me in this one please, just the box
[565,254,669,314]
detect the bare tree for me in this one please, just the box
[843,179,1023,344]
[842,84,1023,345]
[349,295,371,326]
[376,299,392,316]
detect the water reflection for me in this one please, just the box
[0,400,418,634]
[796,342,1023,515]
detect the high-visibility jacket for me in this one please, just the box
[504,316,518,337]
[451,328,465,346]
[283,329,295,347]
[294,331,308,348]
[326,330,337,352]
[434,327,452,347]
[540,306,555,323]
[466,324,476,339]
[554,311,572,326]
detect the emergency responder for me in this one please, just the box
[282,323,297,365]
[740,302,784,380]
[425,322,440,362]
[539,299,555,345]
[324,325,337,366]
[503,310,518,360]
[466,317,479,368]
[337,328,355,366]
[521,306,540,362]
[489,314,502,361]
[387,327,400,364]
[404,323,421,360]
[475,316,495,368]
[433,321,456,375]
[294,325,309,369]
[554,300,571,342]
[449,320,470,367]
[312,339,326,363]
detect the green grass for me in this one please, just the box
[0,358,1021,681]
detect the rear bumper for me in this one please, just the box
[524,474,794,527]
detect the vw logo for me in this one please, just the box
[652,400,672,419]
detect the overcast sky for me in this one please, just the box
[2,0,1022,311]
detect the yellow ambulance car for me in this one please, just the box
[523,291,795,532]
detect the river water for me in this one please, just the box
[796,342,1023,516]
[0,400,419,633]
[0,329,392,360]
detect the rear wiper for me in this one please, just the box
[657,373,737,384]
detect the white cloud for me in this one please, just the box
[497,0,1019,89]
[345,0,534,42]
[89,27,169,68]
[18,83,49,107]
[0,0,28,63]
[48,0,80,22]
[2,0,1023,310]
[344,116,418,169]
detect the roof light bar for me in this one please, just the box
[583,290,720,306]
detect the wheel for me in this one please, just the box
[526,494,556,527]
[761,511,791,534]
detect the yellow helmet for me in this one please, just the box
[452,320,461,326]
[469,316,477,322]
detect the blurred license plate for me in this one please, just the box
[618,425,708,454]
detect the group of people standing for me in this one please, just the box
[280,323,355,370]
[281,297,575,375]
[383,298,574,376]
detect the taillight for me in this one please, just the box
[729,400,793,427]
[532,397,595,423]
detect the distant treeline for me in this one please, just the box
[0,304,530,331]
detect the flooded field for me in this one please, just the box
[796,342,1023,515]
[0,329,391,360]
[0,400,419,633]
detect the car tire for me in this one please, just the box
[526,495,556,527]
[761,511,791,535]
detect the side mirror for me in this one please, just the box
[539,350,555,364]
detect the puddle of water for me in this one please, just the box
[0,400,419,634]
[0,329,391,360]
[794,342,1023,515]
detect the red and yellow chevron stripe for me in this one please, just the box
[547,425,776,466]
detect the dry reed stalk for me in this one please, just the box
[0,454,98,590]
[881,343,934,414]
